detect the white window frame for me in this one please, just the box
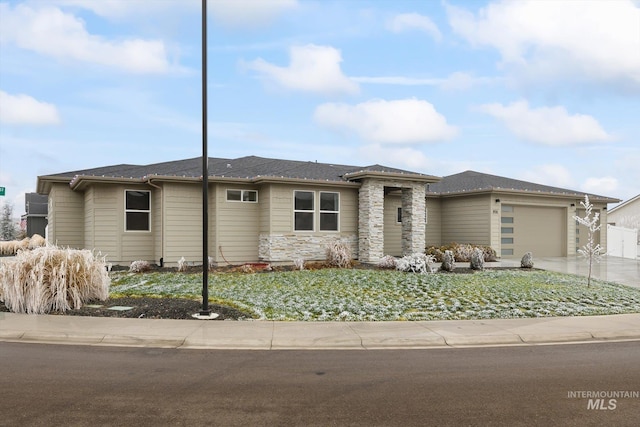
[319,191,340,232]
[294,190,315,232]
[124,189,151,232]
[226,189,258,203]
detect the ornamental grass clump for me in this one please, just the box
[0,246,110,314]
[326,241,352,268]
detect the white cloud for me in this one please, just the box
[520,164,575,189]
[314,98,457,144]
[246,44,359,95]
[0,3,172,74]
[582,176,619,195]
[387,13,442,41]
[358,144,434,171]
[49,0,199,20]
[210,0,298,28]
[447,0,640,87]
[351,72,495,90]
[477,100,612,145]
[0,90,61,125]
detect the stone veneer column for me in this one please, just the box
[358,179,385,263]
[401,183,426,255]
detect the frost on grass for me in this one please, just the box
[0,246,110,314]
[107,269,640,322]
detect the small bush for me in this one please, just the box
[521,252,534,269]
[326,241,352,268]
[177,256,187,272]
[129,260,151,273]
[293,258,305,270]
[377,255,397,269]
[440,250,456,272]
[0,246,110,314]
[426,243,497,262]
[396,253,436,274]
[470,247,485,270]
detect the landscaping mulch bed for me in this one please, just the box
[0,297,254,320]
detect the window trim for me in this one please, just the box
[124,189,151,232]
[226,189,258,203]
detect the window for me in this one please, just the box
[227,189,257,202]
[320,192,339,231]
[397,207,402,223]
[501,249,514,256]
[501,217,514,224]
[125,190,150,231]
[501,205,514,212]
[294,191,314,231]
[501,227,513,234]
[501,237,514,244]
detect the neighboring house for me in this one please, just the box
[608,194,640,238]
[36,157,620,266]
[20,192,48,238]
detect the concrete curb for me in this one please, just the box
[1,312,639,350]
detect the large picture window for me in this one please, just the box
[319,192,339,231]
[125,190,150,231]
[294,191,314,231]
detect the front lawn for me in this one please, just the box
[109,268,640,321]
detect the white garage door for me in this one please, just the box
[501,205,566,258]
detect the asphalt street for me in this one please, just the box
[1,341,638,426]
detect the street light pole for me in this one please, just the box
[194,0,217,320]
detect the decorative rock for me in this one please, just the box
[521,252,534,269]
[440,250,455,272]
[470,247,485,270]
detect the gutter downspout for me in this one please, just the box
[146,177,164,267]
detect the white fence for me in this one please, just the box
[607,225,638,259]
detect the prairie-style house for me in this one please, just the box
[36,156,619,266]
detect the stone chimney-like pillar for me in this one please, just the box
[358,179,384,263]
[401,183,426,255]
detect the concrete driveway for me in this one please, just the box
[499,256,640,288]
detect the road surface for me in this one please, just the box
[1,341,638,426]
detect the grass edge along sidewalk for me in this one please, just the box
[109,268,640,322]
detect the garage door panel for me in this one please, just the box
[502,205,566,257]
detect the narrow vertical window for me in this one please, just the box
[294,191,314,231]
[320,192,339,231]
[125,190,150,231]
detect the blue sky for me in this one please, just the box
[1,0,639,217]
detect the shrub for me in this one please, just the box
[293,258,305,270]
[129,260,151,273]
[0,246,110,314]
[440,250,456,272]
[426,243,497,262]
[396,253,436,274]
[521,252,534,269]
[177,256,187,272]
[28,234,47,249]
[377,255,397,269]
[470,247,485,270]
[326,241,352,268]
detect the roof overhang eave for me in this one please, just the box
[435,187,621,203]
[344,171,441,183]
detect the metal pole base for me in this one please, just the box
[192,312,219,320]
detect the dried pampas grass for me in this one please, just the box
[0,246,110,314]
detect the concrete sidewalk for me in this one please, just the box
[1,311,639,350]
